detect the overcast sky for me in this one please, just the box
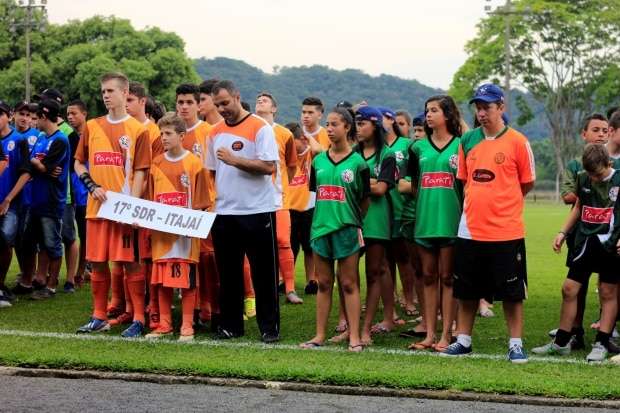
[47,0,497,89]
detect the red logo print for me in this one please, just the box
[421,172,454,188]
[290,174,308,186]
[317,185,345,202]
[581,206,613,224]
[155,192,188,207]
[94,151,123,166]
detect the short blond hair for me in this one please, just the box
[100,72,129,90]
[157,113,186,135]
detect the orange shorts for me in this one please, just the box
[86,219,138,263]
[152,261,197,289]
[200,233,215,254]
[139,229,152,260]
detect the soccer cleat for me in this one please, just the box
[0,297,12,308]
[548,328,558,338]
[121,321,144,338]
[63,282,75,293]
[31,287,55,300]
[76,318,110,334]
[145,329,173,339]
[439,342,472,357]
[261,332,280,344]
[244,297,256,318]
[286,291,303,304]
[531,341,571,356]
[213,327,242,340]
[304,280,318,295]
[11,283,33,295]
[586,342,608,362]
[108,312,133,326]
[508,344,528,363]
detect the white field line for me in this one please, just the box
[0,328,595,365]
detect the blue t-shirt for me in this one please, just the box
[29,129,70,218]
[17,127,42,207]
[71,169,88,207]
[0,128,29,210]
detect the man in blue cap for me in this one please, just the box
[440,83,536,363]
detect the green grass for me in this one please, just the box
[0,201,619,399]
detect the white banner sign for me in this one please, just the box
[96,191,216,239]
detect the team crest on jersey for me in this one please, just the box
[374,165,380,176]
[231,141,244,151]
[449,154,458,170]
[28,135,37,146]
[609,187,619,202]
[7,141,15,151]
[192,143,202,156]
[180,173,190,188]
[395,151,404,162]
[494,152,506,164]
[119,135,130,149]
[341,169,354,183]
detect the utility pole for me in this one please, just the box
[9,0,48,102]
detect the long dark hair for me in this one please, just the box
[330,107,355,140]
[424,95,463,138]
[389,119,404,138]
[355,117,386,158]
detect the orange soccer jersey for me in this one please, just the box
[456,126,536,241]
[147,150,211,264]
[75,115,151,219]
[313,126,330,149]
[287,147,314,212]
[273,123,297,210]
[144,119,163,158]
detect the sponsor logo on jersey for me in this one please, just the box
[156,191,188,207]
[494,152,506,164]
[7,140,15,152]
[449,154,458,170]
[119,135,130,150]
[192,143,202,156]
[317,185,345,202]
[28,136,38,146]
[395,151,404,162]
[180,173,190,188]
[609,187,619,202]
[290,173,308,186]
[231,141,244,151]
[421,172,454,188]
[373,165,380,177]
[581,206,613,224]
[94,151,123,166]
[472,169,495,183]
[341,169,354,183]
[33,152,46,161]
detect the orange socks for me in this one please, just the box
[109,264,125,311]
[91,268,111,320]
[280,246,295,293]
[126,269,145,324]
[158,287,173,332]
[181,289,196,336]
[243,256,255,298]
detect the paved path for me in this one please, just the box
[0,375,615,412]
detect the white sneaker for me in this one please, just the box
[532,341,570,356]
[0,299,11,308]
[548,328,558,338]
[613,328,619,339]
[610,353,620,364]
[586,342,608,362]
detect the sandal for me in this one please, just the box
[409,341,434,351]
[334,320,348,333]
[399,329,427,338]
[405,308,419,317]
[348,344,364,352]
[328,330,350,343]
[370,323,391,335]
[299,341,323,349]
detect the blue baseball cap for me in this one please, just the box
[377,107,396,119]
[355,106,383,123]
[412,112,425,126]
[469,83,504,104]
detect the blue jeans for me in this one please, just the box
[0,209,19,248]
[23,214,63,259]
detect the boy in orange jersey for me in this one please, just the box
[144,113,210,341]
[75,72,151,338]
[198,79,221,126]
[285,122,317,294]
[301,97,330,152]
[123,81,162,329]
[255,92,302,304]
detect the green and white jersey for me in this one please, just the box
[387,136,410,221]
[572,169,620,257]
[309,150,370,240]
[400,139,418,223]
[408,136,462,239]
[356,144,396,240]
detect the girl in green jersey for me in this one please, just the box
[355,106,397,345]
[408,95,463,352]
[300,108,370,352]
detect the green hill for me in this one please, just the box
[194,57,548,139]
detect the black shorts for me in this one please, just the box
[75,204,86,242]
[290,209,313,254]
[567,237,620,285]
[454,238,528,302]
[61,204,77,245]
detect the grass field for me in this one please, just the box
[0,201,619,399]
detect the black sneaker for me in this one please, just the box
[261,332,280,344]
[278,282,285,294]
[63,282,75,293]
[32,279,45,291]
[304,280,318,295]
[608,339,620,355]
[31,287,55,300]
[12,282,33,295]
[570,335,586,351]
[0,286,16,302]
[213,327,242,340]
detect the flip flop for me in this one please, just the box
[405,308,419,317]
[348,344,364,353]
[299,341,323,349]
[328,331,350,343]
[409,341,434,351]
[370,324,391,335]
[399,329,427,338]
[334,321,348,333]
